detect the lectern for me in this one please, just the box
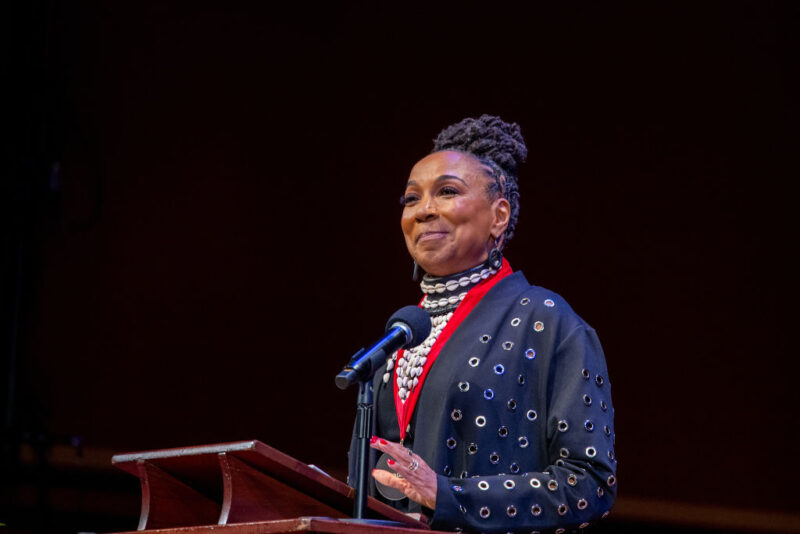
[110,440,445,534]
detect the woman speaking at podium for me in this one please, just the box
[349,115,616,533]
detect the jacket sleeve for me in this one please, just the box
[430,324,616,533]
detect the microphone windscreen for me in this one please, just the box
[386,305,432,348]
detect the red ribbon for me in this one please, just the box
[393,259,512,441]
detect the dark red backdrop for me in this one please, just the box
[9,0,795,521]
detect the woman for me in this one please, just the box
[349,115,616,533]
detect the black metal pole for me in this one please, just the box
[353,379,373,519]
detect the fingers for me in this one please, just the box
[372,468,408,491]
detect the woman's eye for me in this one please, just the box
[400,193,419,206]
[439,186,459,196]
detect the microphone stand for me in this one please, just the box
[353,377,373,519]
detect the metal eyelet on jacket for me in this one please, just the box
[451,409,463,421]
[518,436,529,448]
[479,506,491,519]
[558,419,569,432]
[478,480,490,491]
[531,503,542,516]
[527,409,537,421]
[484,389,495,400]
[468,357,480,367]
[525,348,536,360]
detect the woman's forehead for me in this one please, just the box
[408,150,487,183]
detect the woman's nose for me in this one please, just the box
[415,195,438,221]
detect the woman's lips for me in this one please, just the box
[417,231,448,243]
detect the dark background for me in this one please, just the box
[2,1,797,533]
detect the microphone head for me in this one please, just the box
[386,305,432,349]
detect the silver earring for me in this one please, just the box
[412,260,421,281]
[488,236,503,270]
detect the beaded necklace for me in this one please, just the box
[387,258,512,443]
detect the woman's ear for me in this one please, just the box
[491,196,511,240]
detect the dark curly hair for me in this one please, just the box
[432,114,527,247]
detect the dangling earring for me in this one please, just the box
[412,260,421,281]
[488,236,503,270]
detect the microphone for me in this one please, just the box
[335,306,431,389]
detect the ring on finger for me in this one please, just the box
[408,459,419,471]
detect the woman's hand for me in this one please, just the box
[370,436,437,510]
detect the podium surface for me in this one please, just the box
[111,440,439,533]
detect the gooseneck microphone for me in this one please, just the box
[335,306,431,389]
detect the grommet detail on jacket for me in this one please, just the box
[468,442,478,454]
[498,425,509,438]
[607,475,617,486]
[556,528,566,534]
[459,505,467,514]
[504,479,515,490]
[585,420,594,432]
[506,505,518,517]
[581,368,591,379]
[596,375,604,386]
[443,465,452,476]
[586,446,597,457]
[518,436,529,448]
[460,470,469,478]
[604,425,611,436]
[520,297,530,305]
[544,298,555,307]
[534,321,544,332]
[494,363,506,374]
[484,389,495,400]
[602,510,610,518]
[608,449,615,461]
[577,498,588,510]
[525,348,536,360]
[517,374,526,385]
[558,419,569,431]
[555,459,565,467]
[480,334,491,343]
[446,437,457,449]
[451,409,463,421]
[531,503,542,516]
[548,479,559,491]
[475,415,487,427]
[511,317,521,326]
[557,503,568,516]
[451,484,463,492]
[567,474,578,486]
[559,447,570,458]
[597,486,605,497]
[529,477,541,488]
[583,394,592,406]
[479,506,491,519]
[600,400,608,411]
[507,399,517,411]
[458,381,470,392]
[509,462,520,473]
[478,480,490,491]
[502,341,514,351]
[579,522,590,529]
[489,452,500,464]
[468,357,480,367]
[526,409,537,421]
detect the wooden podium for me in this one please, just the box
[111,440,444,534]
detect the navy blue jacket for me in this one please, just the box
[349,272,616,533]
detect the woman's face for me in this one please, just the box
[401,151,510,277]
